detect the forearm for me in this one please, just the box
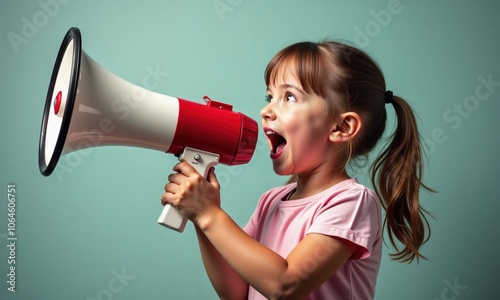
[194,225,248,300]
[196,206,292,299]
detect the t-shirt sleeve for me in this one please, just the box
[307,188,381,260]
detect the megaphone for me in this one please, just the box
[39,27,258,233]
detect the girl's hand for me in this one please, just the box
[161,161,221,224]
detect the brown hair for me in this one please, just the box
[265,41,434,263]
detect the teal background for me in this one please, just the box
[1,0,499,299]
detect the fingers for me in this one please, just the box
[165,162,195,197]
[162,171,183,206]
[162,175,183,206]
[161,162,220,210]
[161,164,195,207]
[167,172,184,185]
[160,190,171,206]
[172,161,198,176]
[207,167,220,190]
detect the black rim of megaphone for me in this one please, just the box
[39,27,82,176]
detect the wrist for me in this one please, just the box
[195,204,222,232]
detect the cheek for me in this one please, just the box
[290,119,331,155]
[282,104,331,140]
[298,114,330,138]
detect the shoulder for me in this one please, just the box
[314,179,379,209]
[309,179,382,259]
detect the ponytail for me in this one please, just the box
[370,96,434,263]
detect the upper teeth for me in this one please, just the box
[266,131,275,135]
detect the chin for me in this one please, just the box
[272,162,293,177]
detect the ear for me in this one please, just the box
[329,112,362,142]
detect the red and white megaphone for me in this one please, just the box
[39,27,258,233]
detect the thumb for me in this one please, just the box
[207,167,220,190]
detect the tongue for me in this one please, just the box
[275,142,286,154]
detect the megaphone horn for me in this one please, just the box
[39,27,258,233]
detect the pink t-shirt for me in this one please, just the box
[243,178,382,300]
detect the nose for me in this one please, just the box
[260,102,276,121]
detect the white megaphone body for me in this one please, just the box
[39,27,258,233]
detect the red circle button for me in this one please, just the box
[54,91,62,115]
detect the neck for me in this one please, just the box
[290,169,351,200]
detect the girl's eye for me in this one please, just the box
[286,93,297,102]
[265,94,273,102]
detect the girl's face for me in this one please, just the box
[261,68,335,176]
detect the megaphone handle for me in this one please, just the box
[157,147,220,233]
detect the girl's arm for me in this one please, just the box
[163,162,357,299]
[194,225,248,299]
[197,205,356,299]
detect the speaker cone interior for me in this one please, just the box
[39,27,81,176]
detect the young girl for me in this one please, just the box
[161,41,433,300]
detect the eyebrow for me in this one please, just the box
[267,83,306,94]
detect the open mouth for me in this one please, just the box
[265,129,287,158]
